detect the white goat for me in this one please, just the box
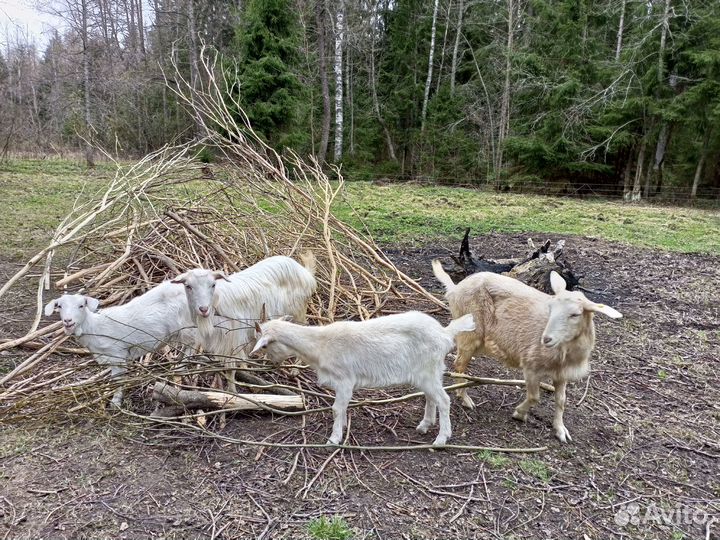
[433,260,622,443]
[249,311,476,446]
[171,253,317,391]
[44,284,195,407]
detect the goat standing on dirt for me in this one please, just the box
[250,311,476,446]
[44,285,194,408]
[172,253,317,392]
[433,260,622,443]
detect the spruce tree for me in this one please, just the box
[232,0,303,147]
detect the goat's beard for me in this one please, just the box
[196,313,216,341]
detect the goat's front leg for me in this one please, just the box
[328,385,353,445]
[108,363,127,409]
[552,379,572,443]
[512,371,540,422]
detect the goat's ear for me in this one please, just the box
[84,296,100,312]
[549,271,567,294]
[171,272,187,284]
[584,301,622,319]
[44,299,59,316]
[213,271,230,282]
[254,321,262,336]
[259,303,267,323]
[250,335,271,355]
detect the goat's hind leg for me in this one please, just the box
[453,349,475,409]
[108,363,127,409]
[416,394,437,434]
[419,379,452,446]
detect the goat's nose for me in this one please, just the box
[542,335,552,345]
[63,318,72,323]
[199,306,208,314]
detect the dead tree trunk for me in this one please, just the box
[152,381,304,415]
[434,230,579,293]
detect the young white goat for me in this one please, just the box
[171,253,317,391]
[44,284,195,407]
[250,311,476,446]
[433,260,622,443]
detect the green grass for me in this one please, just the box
[519,459,552,483]
[334,183,720,254]
[476,449,512,468]
[307,516,354,540]
[0,159,115,258]
[2,159,719,260]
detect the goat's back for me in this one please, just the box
[303,312,455,390]
[216,256,316,319]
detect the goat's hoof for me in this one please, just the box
[431,436,448,447]
[555,426,572,443]
[512,410,527,422]
[416,421,431,434]
[459,396,476,410]
[327,436,342,446]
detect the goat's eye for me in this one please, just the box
[211,283,216,289]
[185,285,192,290]
[570,313,581,318]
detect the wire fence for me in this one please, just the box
[3,151,719,207]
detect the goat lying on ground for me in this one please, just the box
[171,253,317,392]
[44,285,194,407]
[433,260,622,443]
[250,311,476,446]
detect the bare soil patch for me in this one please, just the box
[2,233,719,540]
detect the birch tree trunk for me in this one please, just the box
[421,0,440,132]
[347,51,354,156]
[658,0,671,86]
[136,0,146,57]
[496,0,515,178]
[436,0,451,94]
[81,0,94,167]
[333,0,345,162]
[631,136,648,201]
[649,122,671,196]
[615,0,626,61]
[188,0,199,92]
[450,0,464,95]
[691,131,711,199]
[622,150,633,200]
[316,0,331,163]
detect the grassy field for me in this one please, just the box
[2,159,720,258]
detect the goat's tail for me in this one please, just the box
[444,314,476,337]
[299,251,317,275]
[432,259,456,292]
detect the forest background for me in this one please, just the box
[1,0,719,201]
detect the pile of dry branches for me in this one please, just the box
[0,45,446,427]
[0,47,546,453]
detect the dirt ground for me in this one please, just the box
[1,232,719,540]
